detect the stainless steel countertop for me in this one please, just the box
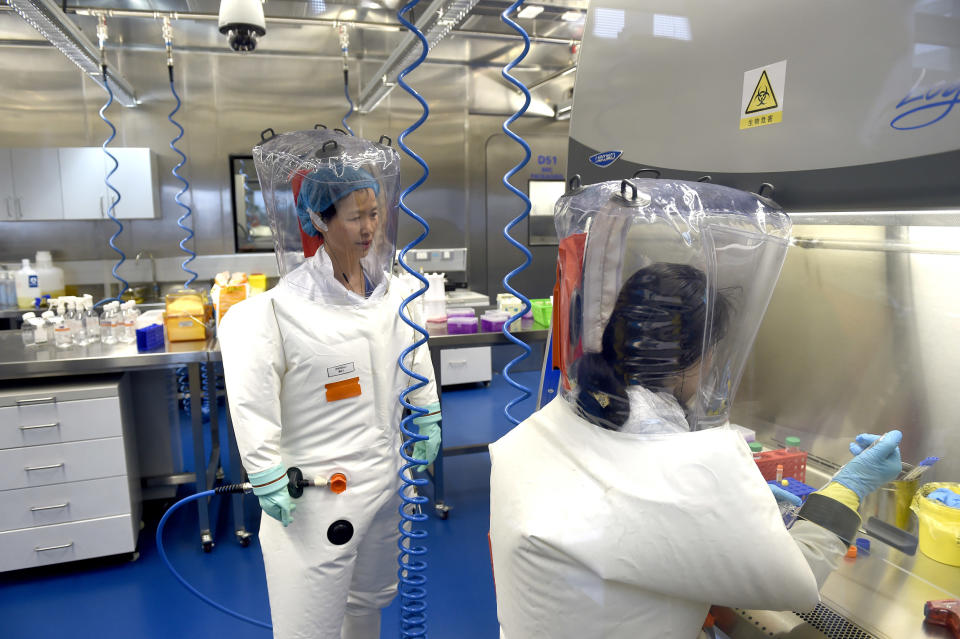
[818,529,959,638]
[0,332,211,379]
[426,320,550,348]
[206,321,552,361]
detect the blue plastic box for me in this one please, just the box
[136,324,164,352]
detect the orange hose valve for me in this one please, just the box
[329,473,347,494]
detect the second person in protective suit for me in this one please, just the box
[489,178,903,639]
[219,129,441,639]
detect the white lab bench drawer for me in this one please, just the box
[0,438,127,490]
[0,397,123,450]
[0,514,137,572]
[0,477,132,532]
[439,346,492,386]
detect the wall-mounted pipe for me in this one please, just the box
[63,6,580,45]
[68,7,404,31]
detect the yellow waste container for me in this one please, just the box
[911,482,960,566]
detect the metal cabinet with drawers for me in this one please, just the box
[0,376,141,572]
[439,346,492,386]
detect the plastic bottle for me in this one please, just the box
[21,312,37,346]
[83,297,101,343]
[120,301,139,343]
[34,251,65,300]
[66,300,87,346]
[100,301,119,345]
[39,310,56,344]
[785,436,801,454]
[0,270,15,308]
[749,441,763,460]
[15,259,40,309]
[53,303,72,349]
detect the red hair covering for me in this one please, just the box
[291,169,323,258]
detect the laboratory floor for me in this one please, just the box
[0,370,540,638]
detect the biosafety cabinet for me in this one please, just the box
[567,2,960,637]
[0,376,141,571]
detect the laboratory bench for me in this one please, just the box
[426,319,550,519]
[0,332,226,566]
[0,319,550,562]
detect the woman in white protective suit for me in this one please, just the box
[219,129,441,639]
[489,178,903,639]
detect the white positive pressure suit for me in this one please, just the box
[489,179,856,639]
[219,130,439,639]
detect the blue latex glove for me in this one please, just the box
[769,484,802,507]
[833,430,903,501]
[412,402,442,472]
[248,465,296,527]
[927,488,960,509]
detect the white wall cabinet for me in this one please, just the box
[0,148,65,220]
[0,147,158,221]
[0,149,15,220]
[58,147,160,220]
[0,376,141,572]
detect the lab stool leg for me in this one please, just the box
[428,344,450,519]
[223,397,251,547]
[188,362,214,552]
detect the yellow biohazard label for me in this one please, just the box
[739,60,787,130]
[745,71,778,113]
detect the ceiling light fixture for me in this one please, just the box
[357,0,479,113]
[8,0,138,106]
[560,10,582,22]
[517,5,544,19]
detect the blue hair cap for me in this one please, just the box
[296,165,380,237]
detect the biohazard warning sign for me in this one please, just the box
[746,71,778,113]
[740,60,786,130]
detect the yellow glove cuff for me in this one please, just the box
[817,481,861,513]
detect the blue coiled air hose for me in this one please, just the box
[168,64,198,288]
[395,1,432,637]
[342,68,356,136]
[156,488,272,630]
[98,64,129,306]
[499,1,534,426]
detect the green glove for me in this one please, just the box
[248,465,296,527]
[412,402,442,472]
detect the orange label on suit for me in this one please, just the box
[325,376,362,402]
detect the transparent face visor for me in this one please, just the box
[253,130,400,304]
[558,179,791,431]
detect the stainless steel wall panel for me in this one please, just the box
[0,10,573,300]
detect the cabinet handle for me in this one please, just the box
[15,196,23,219]
[99,195,104,218]
[19,422,59,431]
[447,360,467,366]
[24,463,64,471]
[35,542,73,552]
[4,197,10,219]
[31,502,69,512]
[16,397,56,405]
